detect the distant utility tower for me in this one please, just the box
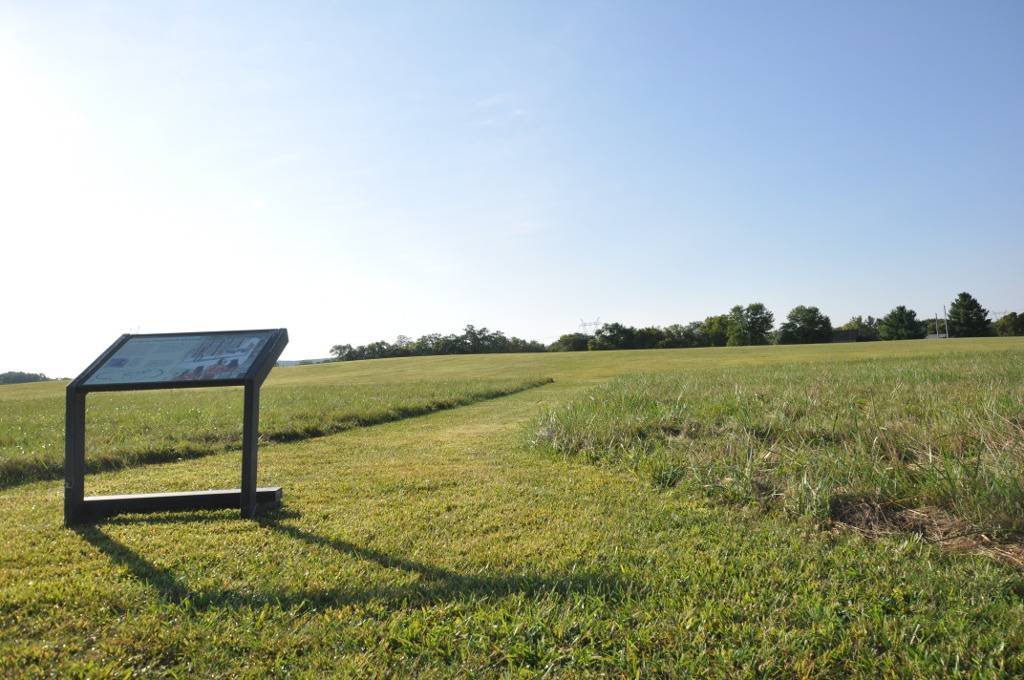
[579,317,602,334]
[928,308,951,339]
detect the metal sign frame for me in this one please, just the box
[64,328,289,526]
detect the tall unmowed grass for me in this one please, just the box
[0,377,551,488]
[532,350,1024,537]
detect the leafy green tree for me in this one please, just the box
[726,305,750,346]
[549,333,591,351]
[506,336,546,353]
[725,303,775,346]
[363,340,394,358]
[659,323,704,348]
[839,315,880,341]
[778,306,832,344]
[634,326,666,349]
[701,315,729,347]
[589,323,637,350]
[947,292,993,337]
[995,312,1024,337]
[746,303,774,345]
[329,344,353,360]
[434,334,464,355]
[462,325,485,353]
[413,334,443,354]
[878,306,926,340]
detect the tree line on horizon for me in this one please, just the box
[552,292,1012,351]
[0,371,51,385]
[325,291,1019,362]
[330,325,546,362]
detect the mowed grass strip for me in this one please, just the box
[0,376,551,489]
[532,349,1024,542]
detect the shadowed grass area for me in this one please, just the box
[531,350,1024,539]
[72,512,634,612]
[0,377,551,488]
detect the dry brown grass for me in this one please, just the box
[829,496,1024,569]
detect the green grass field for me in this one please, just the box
[2,338,1024,676]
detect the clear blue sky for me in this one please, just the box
[2,2,1022,376]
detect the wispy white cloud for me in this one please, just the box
[473,92,515,110]
[470,93,530,127]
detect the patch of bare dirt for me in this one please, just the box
[829,496,1024,569]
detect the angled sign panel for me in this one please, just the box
[85,331,274,386]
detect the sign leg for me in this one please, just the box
[64,389,86,526]
[241,383,260,518]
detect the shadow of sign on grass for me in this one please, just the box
[73,512,632,611]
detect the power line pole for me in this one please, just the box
[579,317,601,334]
[943,305,951,338]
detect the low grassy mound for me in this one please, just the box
[532,350,1024,541]
[0,376,551,488]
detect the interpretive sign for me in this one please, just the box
[64,329,289,526]
[85,332,272,386]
